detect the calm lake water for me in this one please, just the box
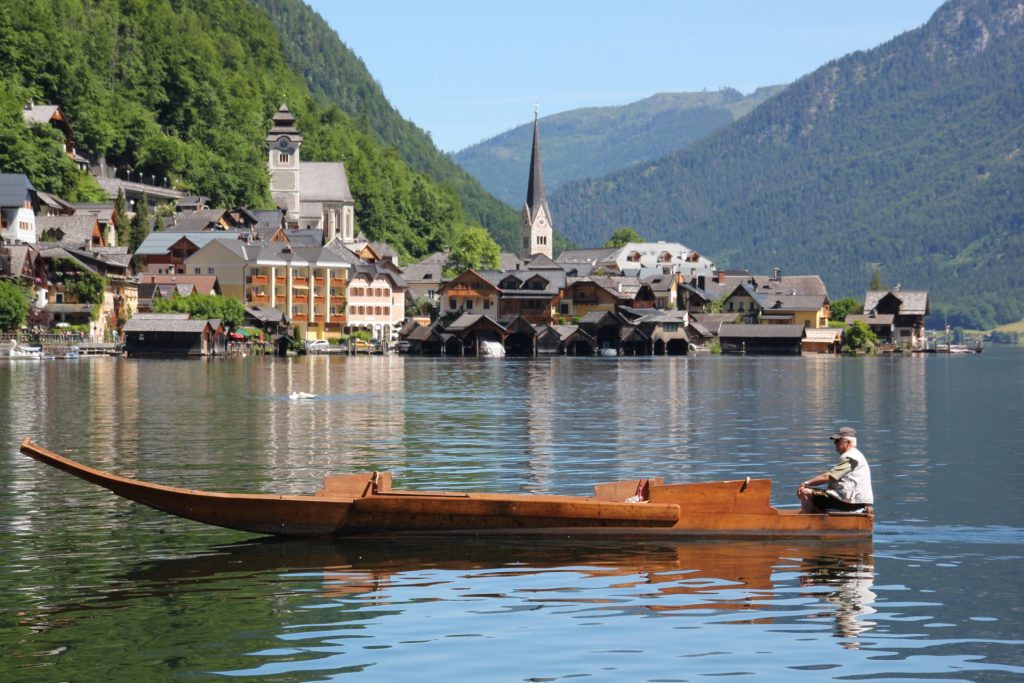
[2,348,1022,681]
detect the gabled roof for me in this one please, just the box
[402,253,446,282]
[135,231,241,256]
[35,215,102,247]
[719,323,805,339]
[299,162,353,202]
[266,103,303,142]
[803,328,843,343]
[139,274,220,295]
[759,294,828,312]
[864,290,929,316]
[0,173,35,206]
[445,312,505,334]
[245,305,285,324]
[166,209,229,232]
[123,316,215,333]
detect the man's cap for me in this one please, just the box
[830,426,857,441]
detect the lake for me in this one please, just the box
[2,348,1022,681]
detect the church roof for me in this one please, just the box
[299,162,353,202]
[524,114,550,224]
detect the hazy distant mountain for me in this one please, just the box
[550,0,1024,328]
[453,87,786,207]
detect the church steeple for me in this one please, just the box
[521,106,553,259]
[267,103,303,225]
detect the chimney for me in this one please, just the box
[772,267,781,281]
[717,270,725,284]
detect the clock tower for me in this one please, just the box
[521,108,553,259]
[267,103,303,225]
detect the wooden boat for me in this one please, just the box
[20,438,873,539]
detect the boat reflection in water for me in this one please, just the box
[131,536,875,648]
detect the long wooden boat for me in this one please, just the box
[20,438,872,539]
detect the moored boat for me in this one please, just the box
[7,340,43,358]
[19,438,872,539]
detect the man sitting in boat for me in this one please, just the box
[797,427,874,514]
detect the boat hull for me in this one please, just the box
[19,439,872,539]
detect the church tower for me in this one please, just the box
[267,103,303,225]
[521,108,553,259]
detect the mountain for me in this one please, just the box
[249,0,522,252]
[550,0,1024,329]
[0,0,514,261]
[453,87,785,207]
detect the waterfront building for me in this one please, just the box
[850,288,930,350]
[0,174,39,244]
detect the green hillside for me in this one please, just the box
[0,0,494,261]
[453,87,786,207]
[249,0,522,251]
[550,0,1024,329]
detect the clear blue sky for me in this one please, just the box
[306,0,944,153]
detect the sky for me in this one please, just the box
[307,1,944,153]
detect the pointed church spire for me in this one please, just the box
[521,106,553,259]
[525,106,547,221]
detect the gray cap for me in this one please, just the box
[830,426,857,441]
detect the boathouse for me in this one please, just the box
[123,313,226,357]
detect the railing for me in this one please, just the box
[292,277,309,287]
[293,295,308,304]
[275,277,285,286]
[314,278,324,288]
[330,297,346,305]
[330,278,345,287]
[314,296,325,305]
[314,315,324,323]
[247,275,268,285]
[292,314,307,322]
[249,294,269,304]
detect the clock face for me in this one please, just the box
[278,139,289,149]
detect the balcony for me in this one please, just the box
[247,275,268,286]
[249,294,269,304]
[314,277,324,288]
[292,314,307,322]
[293,277,309,287]
[314,296,325,305]
[331,296,346,305]
[330,278,345,287]
[314,315,324,323]
[275,277,285,286]
[293,295,308,304]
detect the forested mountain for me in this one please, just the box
[249,0,523,252]
[0,0,511,261]
[453,87,785,207]
[550,0,1024,328]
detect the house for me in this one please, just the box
[444,312,506,355]
[439,270,501,318]
[577,309,649,355]
[802,327,843,354]
[492,267,566,325]
[0,174,39,244]
[72,203,121,246]
[136,274,220,312]
[345,265,407,341]
[718,323,805,355]
[559,275,651,319]
[135,231,245,275]
[852,289,929,350]
[555,247,617,277]
[402,252,447,308]
[35,215,105,250]
[633,309,691,355]
[36,243,134,339]
[22,101,89,170]
[123,313,226,357]
[598,241,715,280]
[535,324,597,355]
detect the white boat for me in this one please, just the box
[7,340,43,359]
[599,346,618,357]
[480,341,505,357]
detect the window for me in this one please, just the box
[628,252,641,262]
[384,306,390,316]
[728,302,734,311]
[738,302,745,312]
[664,323,678,332]
[484,300,491,310]
[194,267,201,275]
[536,235,547,246]
[559,303,569,315]
[449,298,457,310]
[207,267,214,275]
[466,300,473,310]
[279,153,290,163]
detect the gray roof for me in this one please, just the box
[165,209,228,232]
[719,323,806,339]
[402,252,447,282]
[2,245,34,278]
[246,305,284,324]
[864,290,929,316]
[283,228,324,246]
[446,312,504,332]
[299,162,353,202]
[134,231,241,256]
[123,317,214,333]
[758,294,828,312]
[35,215,100,247]
[0,173,35,206]
[22,103,61,125]
[846,313,895,326]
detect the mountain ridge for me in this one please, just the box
[549,0,1024,328]
[453,86,786,207]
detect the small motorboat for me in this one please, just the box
[480,341,505,357]
[288,391,316,400]
[7,340,42,359]
[19,439,873,540]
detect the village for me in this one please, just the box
[1,102,931,359]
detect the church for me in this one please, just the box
[266,104,356,243]
[520,109,553,260]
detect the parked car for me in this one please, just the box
[305,339,330,353]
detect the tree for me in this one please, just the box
[830,297,863,323]
[152,293,246,329]
[0,280,29,330]
[444,224,500,277]
[604,227,643,248]
[869,265,884,291]
[843,321,878,353]
[113,188,128,246]
[130,194,151,252]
